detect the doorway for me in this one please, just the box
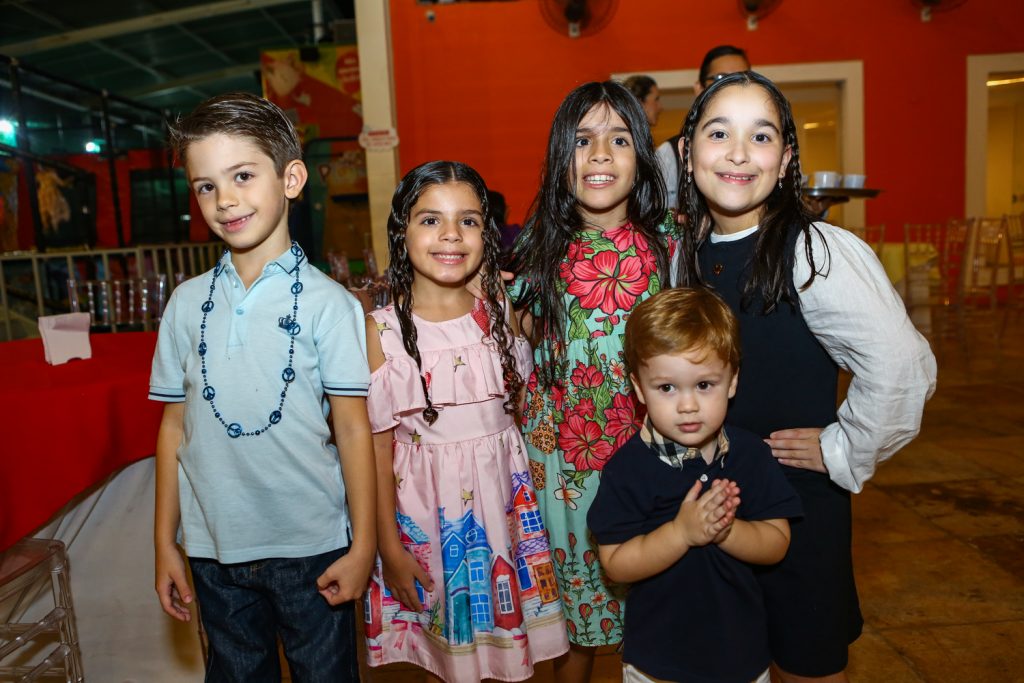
[966,52,1024,218]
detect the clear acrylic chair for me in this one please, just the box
[961,217,1009,339]
[0,539,84,682]
[963,218,1005,306]
[845,224,886,256]
[1005,213,1024,319]
[902,221,969,339]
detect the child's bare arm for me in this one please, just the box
[317,394,377,605]
[598,479,738,583]
[373,427,433,611]
[154,402,192,621]
[362,315,432,610]
[716,517,791,565]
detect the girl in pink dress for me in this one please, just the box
[363,161,569,682]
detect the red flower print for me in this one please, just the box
[609,360,626,381]
[554,548,566,565]
[567,621,578,637]
[606,600,621,615]
[559,260,574,284]
[577,398,596,418]
[600,618,614,636]
[579,603,593,619]
[583,549,597,567]
[558,413,615,471]
[604,224,648,255]
[552,383,567,412]
[566,251,650,314]
[604,392,643,448]
[568,532,578,549]
[636,243,658,276]
[567,240,596,262]
[570,361,605,389]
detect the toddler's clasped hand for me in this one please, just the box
[674,478,741,548]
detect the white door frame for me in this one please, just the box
[614,61,865,227]
[966,52,1024,218]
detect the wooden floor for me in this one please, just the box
[305,311,1024,683]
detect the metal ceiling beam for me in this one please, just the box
[124,63,261,98]
[173,25,234,66]
[1,0,304,56]
[5,1,211,101]
[259,8,296,43]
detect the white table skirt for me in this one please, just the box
[9,458,204,682]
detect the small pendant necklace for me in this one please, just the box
[198,242,304,438]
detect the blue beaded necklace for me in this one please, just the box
[198,242,304,438]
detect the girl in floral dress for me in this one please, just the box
[364,161,568,682]
[508,81,678,682]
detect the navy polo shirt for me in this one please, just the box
[588,426,802,683]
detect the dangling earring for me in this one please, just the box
[686,170,692,186]
[778,177,783,190]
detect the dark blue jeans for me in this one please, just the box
[189,547,359,683]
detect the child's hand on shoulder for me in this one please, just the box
[674,479,740,548]
[316,546,375,606]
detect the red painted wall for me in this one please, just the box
[390,0,1024,227]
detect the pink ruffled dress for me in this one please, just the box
[363,303,569,682]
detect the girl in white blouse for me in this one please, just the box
[673,71,936,683]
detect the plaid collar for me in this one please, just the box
[639,417,730,469]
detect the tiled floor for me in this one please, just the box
[354,315,1024,683]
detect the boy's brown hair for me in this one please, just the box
[168,91,301,176]
[624,287,741,374]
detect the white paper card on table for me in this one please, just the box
[38,313,92,365]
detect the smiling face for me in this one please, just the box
[187,132,304,261]
[687,84,792,234]
[573,103,637,231]
[405,182,486,294]
[631,348,738,462]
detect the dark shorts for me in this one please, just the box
[189,547,359,683]
[756,468,863,677]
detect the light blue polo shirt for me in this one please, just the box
[149,245,369,563]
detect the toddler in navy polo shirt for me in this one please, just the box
[588,287,802,683]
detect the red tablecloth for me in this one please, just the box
[0,332,163,551]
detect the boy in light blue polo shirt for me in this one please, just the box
[149,92,375,682]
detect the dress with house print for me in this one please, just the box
[364,303,569,682]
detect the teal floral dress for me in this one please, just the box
[513,221,677,646]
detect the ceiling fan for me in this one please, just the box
[911,0,967,22]
[738,0,782,30]
[539,0,619,39]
